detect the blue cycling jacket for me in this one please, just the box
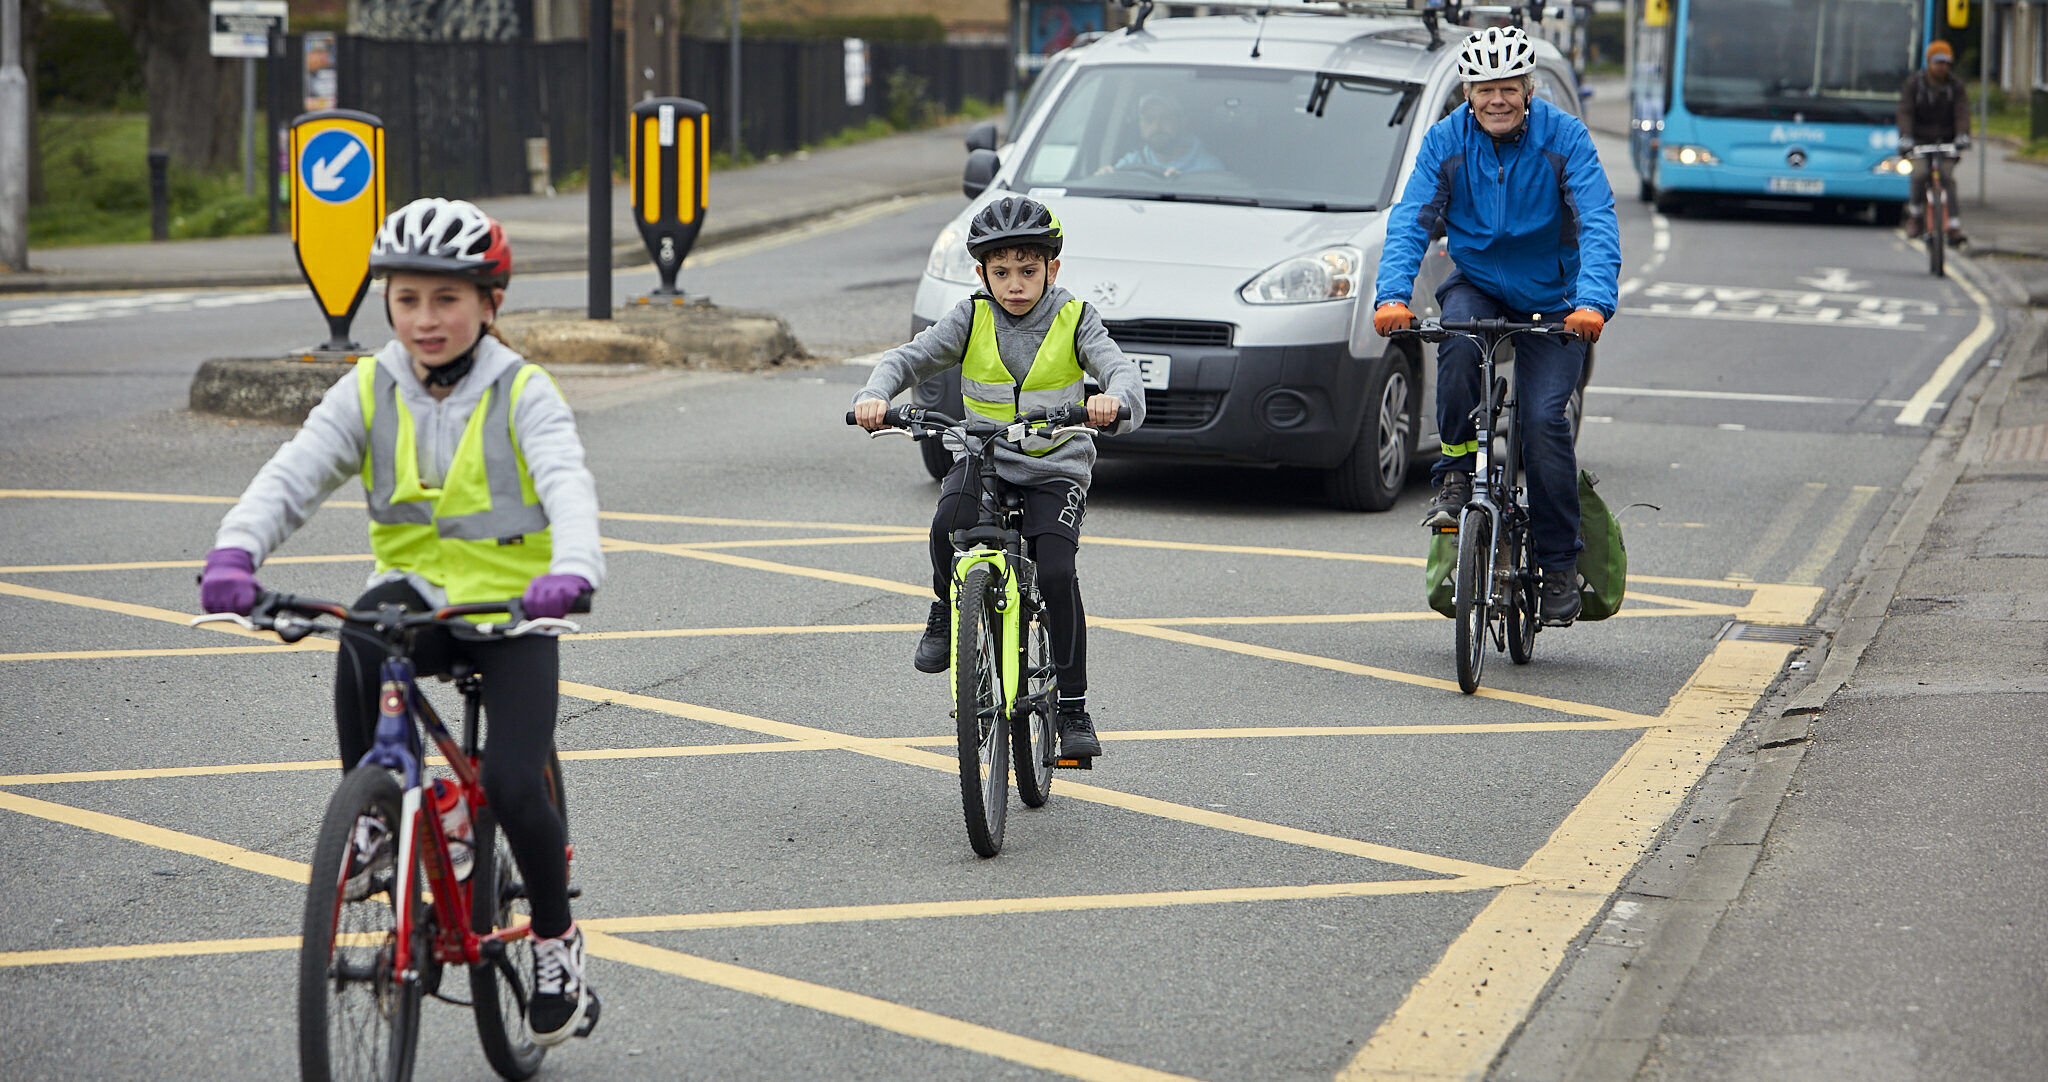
[1374,97,1621,318]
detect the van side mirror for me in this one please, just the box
[965,121,999,153]
[963,149,1001,199]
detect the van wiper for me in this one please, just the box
[1135,192,1260,206]
[1259,198,1377,212]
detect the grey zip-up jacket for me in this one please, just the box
[854,285,1146,492]
[214,335,605,605]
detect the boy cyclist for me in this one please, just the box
[198,198,603,1045]
[853,196,1145,759]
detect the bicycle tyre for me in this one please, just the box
[1454,508,1490,694]
[1012,605,1056,808]
[469,752,567,1080]
[955,564,1010,857]
[299,766,421,1082]
[1500,409,1538,665]
[1929,192,1946,277]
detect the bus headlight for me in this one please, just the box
[1662,144,1720,166]
[1240,245,1364,305]
[1873,157,1914,176]
[924,224,979,285]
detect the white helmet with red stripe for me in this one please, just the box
[370,198,512,288]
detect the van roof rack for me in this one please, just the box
[1113,0,1554,49]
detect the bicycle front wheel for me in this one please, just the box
[1454,508,1491,694]
[1013,605,1056,808]
[469,752,566,1080]
[1929,192,1946,277]
[300,766,421,1082]
[955,564,1011,856]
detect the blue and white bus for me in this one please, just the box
[1629,0,1938,220]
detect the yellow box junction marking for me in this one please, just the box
[0,487,1824,1081]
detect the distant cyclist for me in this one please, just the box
[1372,25,1620,625]
[1898,39,1972,246]
[198,198,603,1045]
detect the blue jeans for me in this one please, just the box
[1432,273,1585,574]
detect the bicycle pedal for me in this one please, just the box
[567,885,582,900]
[574,989,603,1038]
[1054,756,1094,770]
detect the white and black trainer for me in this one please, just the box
[529,924,600,1045]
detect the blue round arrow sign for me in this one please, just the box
[299,129,373,205]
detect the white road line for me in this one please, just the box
[3,287,304,328]
[1586,385,1941,410]
[1895,265,1997,425]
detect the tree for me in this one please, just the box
[103,0,238,173]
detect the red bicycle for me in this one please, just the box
[196,593,589,1082]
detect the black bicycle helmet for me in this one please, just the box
[965,196,1063,261]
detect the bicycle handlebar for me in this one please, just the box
[1908,142,1961,158]
[190,590,587,641]
[1389,317,1580,344]
[844,402,1131,436]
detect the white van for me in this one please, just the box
[906,2,1592,510]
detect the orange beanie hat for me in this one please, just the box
[1926,40,1954,63]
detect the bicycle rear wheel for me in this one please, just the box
[1012,605,1056,808]
[955,564,1010,856]
[469,752,567,1080]
[300,766,421,1082]
[1454,507,1491,694]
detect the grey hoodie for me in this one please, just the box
[214,334,605,606]
[853,284,1146,492]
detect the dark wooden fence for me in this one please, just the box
[271,33,1007,205]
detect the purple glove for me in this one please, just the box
[198,547,261,615]
[522,574,592,620]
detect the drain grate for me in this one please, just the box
[1716,621,1825,646]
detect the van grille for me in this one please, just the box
[1144,389,1224,429]
[1103,319,1235,348]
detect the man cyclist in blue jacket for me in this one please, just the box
[1373,25,1621,625]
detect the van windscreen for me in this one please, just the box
[1015,64,1411,210]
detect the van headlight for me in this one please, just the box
[1239,245,1364,305]
[925,224,979,285]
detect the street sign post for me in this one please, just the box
[629,97,709,299]
[210,1,288,196]
[289,110,383,351]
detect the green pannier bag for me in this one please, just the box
[1576,469,1626,620]
[1422,470,1627,621]
[1425,531,1458,618]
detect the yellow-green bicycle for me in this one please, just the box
[849,402,1124,856]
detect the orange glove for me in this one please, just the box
[1565,307,1606,343]
[1373,302,1415,337]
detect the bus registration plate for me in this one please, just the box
[1769,176,1825,196]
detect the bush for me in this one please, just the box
[885,68,937,131]
[36,11,145,110]
[742,15,946,44]
[1585,11,1624,70]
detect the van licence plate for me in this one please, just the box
[1768,176,1825,195]
[1089,354,1171,391]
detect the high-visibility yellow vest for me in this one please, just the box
[958,297,1086,456]
[355,357,552,606]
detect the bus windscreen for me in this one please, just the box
[1683,0,1919,125]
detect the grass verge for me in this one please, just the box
[31,111,271,248]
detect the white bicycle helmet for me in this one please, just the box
[370,197,512,287]
[1456,26,1538,83]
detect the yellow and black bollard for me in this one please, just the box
[629,97,709,301]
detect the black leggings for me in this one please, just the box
[334,581,574,938]
[931,487,1087,696]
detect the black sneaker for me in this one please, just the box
[1056,706,1103,758]
[342,814,392,902]
[913,601,949,674]
[1539,569,1582,626]
[1420,471,1471,529]
[529,925,599,1046]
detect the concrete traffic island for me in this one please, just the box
[190,303,807,423]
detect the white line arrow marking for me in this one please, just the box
[311,141,361,192]
[1795,267,1869,292]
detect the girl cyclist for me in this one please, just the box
[198,197,604,1045]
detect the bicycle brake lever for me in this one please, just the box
[506,617,581,637]
[189,612,259,630]
[867,428,913,440]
